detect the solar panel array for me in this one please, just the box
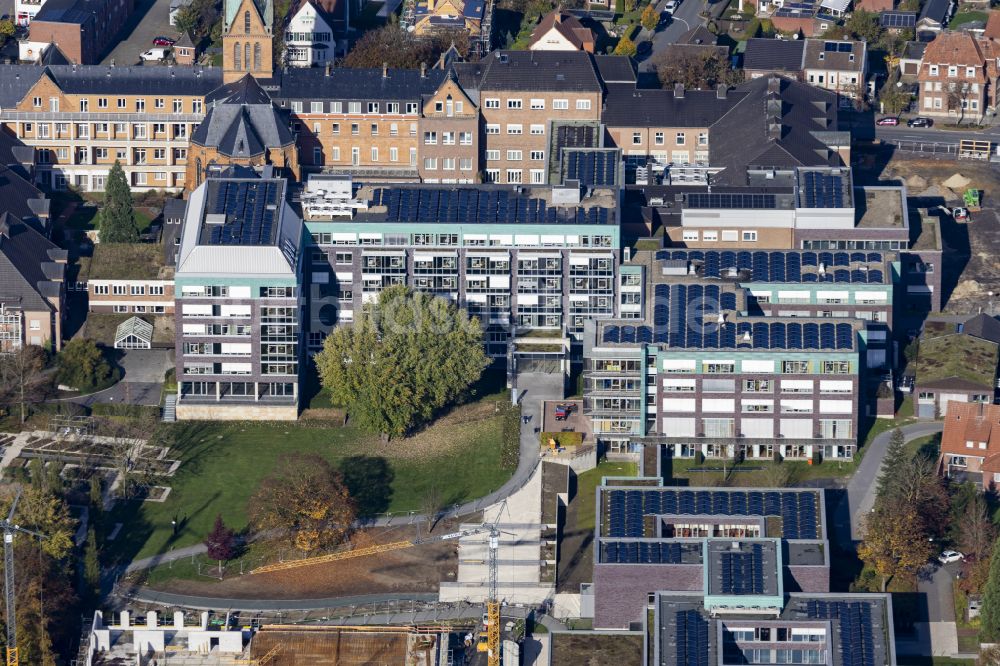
[823,41,854,53]
[616,283,855,350]
[720,545,765,595]
[565,150,617,187]
[604,489,821,540]
[601,541,690,564]
[556,124,598,152]
[675,610,710,666]
[204,181,280,246]
[371,188,612,225]
[807,601,876,666]
[881,11,915,27]
[653,250,886,284]
[801,171,846,208]
[687,193,777,209]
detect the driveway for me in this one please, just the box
[895,562,960,657]
[101,0,176,66]
[64,348,173,407]
[638,0,709,72]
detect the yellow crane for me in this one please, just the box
[250,516,505,666]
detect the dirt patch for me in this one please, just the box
[149,518,476,600]
[364,397,507,461]
[551,633,643,666]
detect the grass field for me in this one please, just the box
[574,461,638,533]
[105,375,513,564]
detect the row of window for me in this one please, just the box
[632,131,707,146]
[34,96,203,114]
[93,284,166,296]
[308,233,614,248]
[485,150,545,161]
[110,305,167,314]
[485,124,544,135]
[289,100,421,115]
[23,122,189,141]
[682,229,758,242]
[423,131,475,145]
[926,64,980,78]
[483,98,591,111]
[663,379,852,394]
[484,169,546,184]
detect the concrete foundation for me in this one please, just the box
[176,403,299,421]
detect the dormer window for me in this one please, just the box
[929,65,939,76]
[819,52,824,60]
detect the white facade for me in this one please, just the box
[15,0,46,26]
[530,27,577,51]
[284,2,338,67]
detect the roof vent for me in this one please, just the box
[716,84,727,99]
[205,213,226,225]
[674,83,684,98]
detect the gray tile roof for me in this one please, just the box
[963,314,1000,345]
[263,66,448,102]
[603,83,744,127]
[191,102,294,154]
[743,38,805,72]
[802,39,865,72]
[0,214,62,312]
[593,55,636,84]
[920,0,948,23]
[478,50,602,92]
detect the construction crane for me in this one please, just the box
[250,510,506,666]
[2,488,47,666]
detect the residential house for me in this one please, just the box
[0,213,66,352]
[917,0,952,38]
[743,38,867,101]
[528,10,595,52]
[914,318,999,418]
[985,9,1000,39]
[742,38,806,79]
[174,33,197,65]
[939,401,1000,486]
[284,0,345,67]
[899,40,926,76]
[660,25,727,65]
[19,0,136,64]
[406,0,493,58]
[917,30,996,120]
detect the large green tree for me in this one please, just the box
[98,161,139,243]
[981,538,1000,641]
[56,339,113,392]
[315,285,489,436]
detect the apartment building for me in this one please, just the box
[743,38,867,101]
[82,243,175,315]
[20,0,135,64]
[918,30,999,120]
[265,65,479,183]
[0,65,221,192]
[458,51,604,185]
[174,175,304,420]
[0,213,66,352]
[302,179,619,356]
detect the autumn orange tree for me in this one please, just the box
[248,454,357,553]
[858,502,933,592]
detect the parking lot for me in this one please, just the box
[101,0,177,66]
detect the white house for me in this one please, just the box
[284,0,345,67]
[15,0,46,26]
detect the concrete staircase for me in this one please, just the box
[162,394,177,422]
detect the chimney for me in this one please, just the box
[716,83,727,99]
[767,75,781,94]
[674,83,684,99]
[325,61,332,76]
[421,62,427,78]
[382,62,388,79]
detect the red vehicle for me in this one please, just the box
[153,36,176,46]
[875,116,899,126]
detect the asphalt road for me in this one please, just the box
[638,0,708,72]
[876,124,1000,146]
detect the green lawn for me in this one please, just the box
[575,461,637,532]
[105,399,513,563]
[904,433,941,461]
[950,10,988,26]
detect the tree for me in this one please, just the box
[874,428,906,498]
[0,19,14,42]
[83,526,101,601]
[95,405,157,499]
[858,503,933,592]
[248,454,357,552]
[315,285,489,437]
[845,8,882,43]
[343,25,470,69]
[641,4,658,31]
[5,486,76,560]
[655,49,742,90]
[981,538,1000,641]
[204,514,236,574]
[0,345,47,423]
[56,339,112,392]
[614,33,637,57]
[623,0,636,11]
[97,161,139,243]
[420,484,444,536]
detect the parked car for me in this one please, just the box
[939,550,964,564]
[140,47,169,62]
[952,207,969,222]
[153,36,176,46]
[664,0,679,12]
[875,116,899,126]
[907,117,933,128]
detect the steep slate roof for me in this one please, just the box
[208,73,272,104]
[264,66,448,101]
[709,75,842,184]
[39,43,72,66]
[963,314,1000,345]
[0,215,63,312]
[919,0,949,24]
[225,0,273,30]
[174,32,196,49]
[593,55,636,84]
[529,10,594,50]
[477,50,602,92]
[192,103,293,153]
[603,83,744,127]
[802,39,865,72]
[743,38,804,72]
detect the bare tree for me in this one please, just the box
[960,494,997,562]
[421,484,444,536]
[0,345,47,423]
[95,397,158,499]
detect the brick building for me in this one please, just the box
[917,30,999,121]
[939,401,1000,487]
[21,0,135,64]
[0,213,66,352]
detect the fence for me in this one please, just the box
[892,141,958,157]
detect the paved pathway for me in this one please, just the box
[638,0,709,72]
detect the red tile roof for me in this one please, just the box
[941,402,1000,461]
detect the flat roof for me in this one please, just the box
[199,179,284,247]
[84,242,171,281]
[706,539,780,597]
[856,188,906,228]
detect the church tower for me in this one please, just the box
[222,0,274,83]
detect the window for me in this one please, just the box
[676,132,685,145]
[79,99,89,112]
[698,133,708,145]
[530,150,544,161]
[682,230,699,242]
[93,285,109,295]
[244,9,251,32]
[632,132,642,145]
[173,99,183,113]
[118,97,127,109]
[386,103,399,114]
[193,99,203,114]
[967,66,976,78]
[530,124,545,135]
[313,146,323,164]
[154,98,165,109]
[136,99,145,112]
[530,99,545,110]
[443,131,455,145]
[553,99,569,110]
[485,169,500,182]
[654,132,664,145]
[153,148,166,160]
[348,101,362,113]
[705,362,735,374]
[424,157,437,170]
[507,150,522,160]
[506,169,522,183]
[460,131,472,145]
[32,97,40,108]
[424,131,437,145]
[131,285,146,295]
[149,286,164,296]
[371,147,378,161]
[782,361,809,374]
[390,123,398,136]
[406,103,419,114]
[507,99,522,109]
[485,98,500,108]
[390,147,398,162]
[742,231,758,242]
[507,124,523,135]
[576,99,591,110]
[530,169,545,184]
[367,102,379,113]
[486,150,500,161]
[351,123,359,135]
[460,158,473,170]
[442,157,455,170]
[486,124,500,134]
[822,361,850,374]
[948,65,958,77]
[703,231,718,242]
